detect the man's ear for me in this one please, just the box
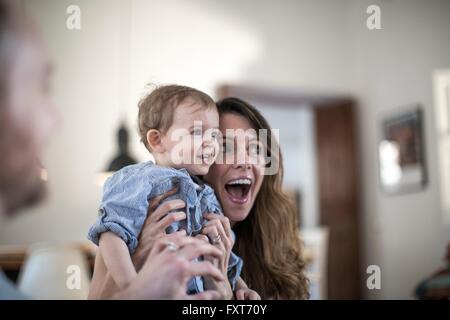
[146,129,166,153]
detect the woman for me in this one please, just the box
[203,97,309,299]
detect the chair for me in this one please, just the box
[299,227,329,300]
[17,242,91,299]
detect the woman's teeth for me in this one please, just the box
[225,178,252,203]
[227,178,252,185]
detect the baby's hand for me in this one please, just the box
[235,288,261,300]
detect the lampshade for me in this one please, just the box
[18,243,91,300]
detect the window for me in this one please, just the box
[434,70,450,225]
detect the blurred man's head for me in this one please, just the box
[0,0,56,216]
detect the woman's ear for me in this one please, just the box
[146,129,166,153]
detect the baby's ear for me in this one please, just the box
[146,129,165,153]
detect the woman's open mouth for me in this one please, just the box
[224,177,252,204]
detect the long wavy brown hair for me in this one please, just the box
[216,97,309,299]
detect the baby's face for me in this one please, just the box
[160,98,220,175]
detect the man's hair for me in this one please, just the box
[138,84,216,151]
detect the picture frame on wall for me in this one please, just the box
[378,106,427,195]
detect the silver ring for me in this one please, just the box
[165,241,178,252]
[211,234,222,245]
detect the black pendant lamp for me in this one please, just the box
[106,123,137,172]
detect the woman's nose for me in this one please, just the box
[233,162,252,170]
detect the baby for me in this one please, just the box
[88,85,243,296]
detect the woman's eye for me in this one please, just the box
[192,128,202,136]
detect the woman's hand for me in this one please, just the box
[235,288,261,300]
[201,213,234,274]
[234,277,261,300]
[200,213,235,299]
[116,233,225,300]
[132,187,186,270]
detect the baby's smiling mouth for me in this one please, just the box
[224,178,252,203]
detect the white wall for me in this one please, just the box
[1,0,449,299]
